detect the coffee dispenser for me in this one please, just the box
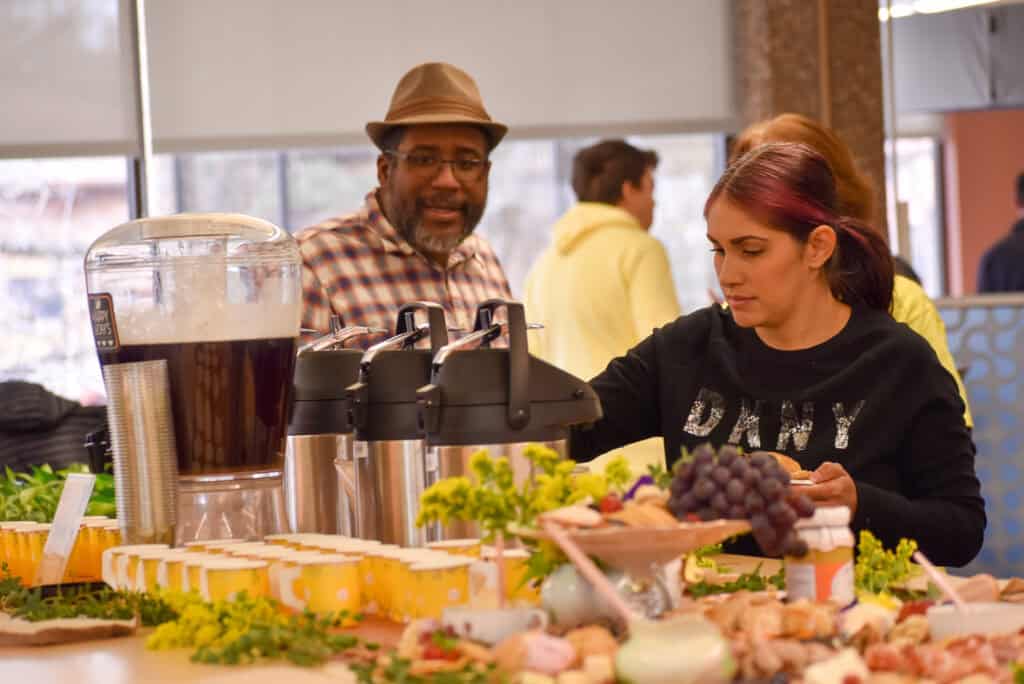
[284,326,381,535]
[416,300,602,537]
[84,214,302,544]
[346,302,449,546]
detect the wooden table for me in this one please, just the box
[0,555,776,682]
[0,616,403,684]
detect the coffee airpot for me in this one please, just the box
[417,300,602,538]
[345,302,449,546]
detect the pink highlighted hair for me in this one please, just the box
[705,142,893,311]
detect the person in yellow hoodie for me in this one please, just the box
[524,140,681,470]
[731,114,972,426]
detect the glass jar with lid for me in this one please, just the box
[784,505,855,605]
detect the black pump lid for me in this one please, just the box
[417,299,602,446]
[288,348,364,436]
[348,302,450,441]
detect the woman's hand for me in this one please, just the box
[800,461,858,515]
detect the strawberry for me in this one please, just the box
[599,494,623,513]
[897,600,935,622]
[422,644,446,660]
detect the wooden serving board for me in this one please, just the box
[0,612,137,647]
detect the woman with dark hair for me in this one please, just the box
[731,113,973,429]
[571,142,985,567]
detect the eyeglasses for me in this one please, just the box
[385,150,489,183]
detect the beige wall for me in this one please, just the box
[943,109,1024,294]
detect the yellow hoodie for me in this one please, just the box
[892,275,973,427]
[524,202,681,471]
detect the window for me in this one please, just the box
[887,137,946,297]
[633,133,721,314]
[0,157,130,403]
[155,133,721,311]
[2,133,720,400]
[480,133,721,312]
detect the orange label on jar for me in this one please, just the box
[786,559,854,605]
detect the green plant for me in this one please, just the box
[854,530,918,595]
[686,563,786,598]
[415,445,634,586]
[0,563,175,624]
[0,463,115,522]
[350,657,500,684]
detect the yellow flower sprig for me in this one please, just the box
[146,590,359,666]
[416,444,632,540]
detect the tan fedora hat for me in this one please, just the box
[366,62,508,150]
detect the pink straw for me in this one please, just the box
[542,521,639,624]
[912,550,970,615]
[495,530,506,609]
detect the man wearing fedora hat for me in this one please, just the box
[296,62,512,346]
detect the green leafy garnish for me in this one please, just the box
[854,530,918,595]
[686,563,785,597]
[646,463,672,489]
[0,563,175,624]
[0,463,115,522]
[416,445,635,585]
[416,446,635,537]
[350,657,500,684]
[431,628,459,652]
[147,590,365,667]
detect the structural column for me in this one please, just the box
[733,0,888,234]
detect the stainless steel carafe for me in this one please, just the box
[283,326,380,535]
[346,303,449,546]
[417,300,603,539]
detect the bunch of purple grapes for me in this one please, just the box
[667,443,816,557]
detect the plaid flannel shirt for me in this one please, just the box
[296,191,513,349]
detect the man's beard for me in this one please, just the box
[381,185,486,257]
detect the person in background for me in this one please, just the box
[571,143,984,567]
[892,255,922,285]
[296,62,512,347]
[524,140,680,471]
[978,172,1024,293]
[731,113,973,428]
[0,381,106,471]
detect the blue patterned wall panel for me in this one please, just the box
[938,297,1024,577]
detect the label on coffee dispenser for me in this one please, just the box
[89,293,120,352]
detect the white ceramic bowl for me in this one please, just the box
[927,602,1024,639]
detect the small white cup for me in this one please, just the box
[442,606,549,645]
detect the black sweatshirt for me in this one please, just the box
[570,305,986,567]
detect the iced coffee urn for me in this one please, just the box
[84,213,302,544]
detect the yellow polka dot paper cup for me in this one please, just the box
[427,538,482,559]
[199,559,270,602]
[82,520,112,581]
[233,546,294,601]
[221,542,269,554]
[277,551,335,611]
[278,553,361,623]
[410,558,472,620]
[392,550,448,622]
[101,544,168,590]
[135,548,183,592]
[158,552,208,593]
[184,538,246,554]
[183,555,214,594]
